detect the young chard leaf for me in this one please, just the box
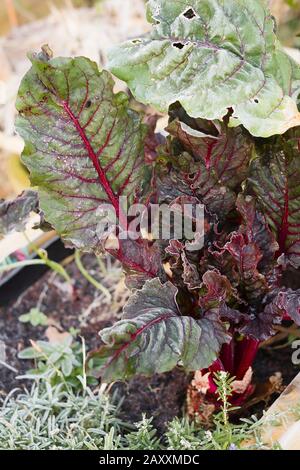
[248,133,300,268]
[108,0,300,138]
[236,194,279,271]
[166,118,253,216]
[16,52,147,252]
[271,289,300,326]
[89,279,230,381]
[224,232,268,302]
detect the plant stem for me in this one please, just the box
[234,337,259,380]
[0,259,47,272]
[75,250,112,301]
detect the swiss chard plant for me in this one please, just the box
[8,0,300,407]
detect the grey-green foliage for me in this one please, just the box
[123,415,161,450]
[0,384,125,450]
[0,342,279,450]
[0,386,261,451]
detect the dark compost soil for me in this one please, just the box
[0,254,299,433]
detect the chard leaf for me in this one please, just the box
[272,289,300,325]
[224,232,268,301]
[239,306,281,341]
[166,118,253,216]
[166,239,201,290]
[236,194,279,270]
[90,279,229,381]
[108,0,300,138]
[0,190,38,237]
[248,134,300,268]
[167,119,253,189]
[200,270,235,308]
[114,239,162,289]
[16,52,147,252]
[181,251,201,290]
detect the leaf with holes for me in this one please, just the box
[89,279,230,381]
[108,0,300,138]
[16,52,147,252]
[248,133,300,268]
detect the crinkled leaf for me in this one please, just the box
[165,239,201,291]
[159,117,253,217]
[16,52,147,252]
[0,190,38,237]
[167,119,253,189]
[181,251,201,290]
[114,239,162,289]
[272,289,300,325]
[239,308,280,341]
[158,155,236,218]
[239,297,282,341]
[108,0,300,137]
[224,232,268,301]
[200,270,234,308]
[236,194,279,270]
[248,134,300,268]
[89,279,229,381]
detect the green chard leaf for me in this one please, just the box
[89,278,230,381]
[108,0,300,138]
[16,52,147,252]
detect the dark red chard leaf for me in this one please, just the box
[224,232,268,302]
[271,289,300,325]
[0,190,38,237]
[157,160,236,219]
[16,51,148,253]
[113,239,163,289]
[89,278,230,381]
[248,135,300,268]
[166,118,254,217]
[181,252,201,291]
[220,304,248,326]
[165,240,200,290]
[236,194,279,271]
[165,239,184,262]
[200,270,235,309]
[239,302,282,341]
[167,119,253,188]
[165,238,201,291]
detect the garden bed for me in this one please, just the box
[0,254,299,433]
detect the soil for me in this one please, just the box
[0,253,299,433]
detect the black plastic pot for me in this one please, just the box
[0,237,73,307]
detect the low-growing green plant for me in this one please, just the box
[18,336,98,390]
[123,415,161,450]
[19,308,48,327]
